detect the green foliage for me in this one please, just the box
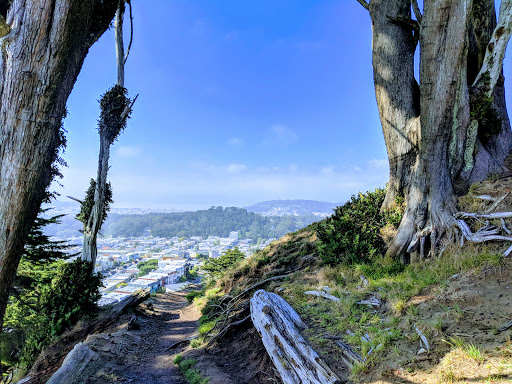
[103,206,320,239]
[186,290,204,303]
[99,84,131,144]
[76,178,113,227]
[136,259,158,277]
[316,188,403,266]
[202,248,245,277]
[6,259,102,367]
[174,356,210,384]
[3,209,77,368]
[186,266,199,280]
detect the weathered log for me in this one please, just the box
[45,343,102,384]
[250,290,341,384]
[26,289,149,384]
[305,286,340,302]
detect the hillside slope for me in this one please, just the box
[181,180,512,383]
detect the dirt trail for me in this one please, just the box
[80,290,201,384]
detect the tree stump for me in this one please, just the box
[250,289,341,384]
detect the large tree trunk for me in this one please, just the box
[369,0,420,210]
[0,0,118,333]
[387,0,472,261]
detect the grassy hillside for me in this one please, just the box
[183,181,512,383]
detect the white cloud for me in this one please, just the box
[115,146,143,158]
[52,159,390,210]
[226,163,248,174]
[264,124,298,146]
[227,137,245,147]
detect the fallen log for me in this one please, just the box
[250,289,341,384]
[45,343,102,384]
[25,289,150,384]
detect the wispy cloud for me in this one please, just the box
[52,159,389,210]
[115,146,143,158]
[263,124,298,146]
[227,137,245,147]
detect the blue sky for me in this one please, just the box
[54,0,512,210]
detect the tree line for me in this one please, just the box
[102,206,321,240]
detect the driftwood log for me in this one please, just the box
[250,289,341,384]
[24,289,149,384]
[45,343,101,384]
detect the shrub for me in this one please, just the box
[316,188,403,266]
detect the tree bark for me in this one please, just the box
[387,0,472,260]
[0,0,118,333]
[369,0,420,210]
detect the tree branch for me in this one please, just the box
[123,0,133,65]
[387,15,420,33]
[356,0,369,11]
[472,0,512,96]
[411,0,422,24]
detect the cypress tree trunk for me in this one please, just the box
[0,0,118,333]
[369,0,420,211]
[359,0,512,261]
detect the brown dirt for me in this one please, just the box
[36,290,203,384]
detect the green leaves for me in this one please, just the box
[202,247,245,277]
[316,188,403,266]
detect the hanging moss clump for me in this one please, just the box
[76,179,113,227]
[98,84,131,144]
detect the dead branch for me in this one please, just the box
[206,315,251,347]
[305,286,340,302]
[227,272,295,309]
[333,340,363,368]
[123,0,133,64]
[486,194,509,213]
[475,195,496,201]
[356,0,369,11]
[455,212,512,220]
[120,93,138,120]
[411,0,422,24]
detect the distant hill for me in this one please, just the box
[244,200,341,217]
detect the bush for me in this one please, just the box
[19,259,101,366]
[202,248,245,277]
[316,188,403,266]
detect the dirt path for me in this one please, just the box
[81,290,201,384]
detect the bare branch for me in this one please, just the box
[455,211,512,220]
[67,195,83,205]
[472,0,512,96]
[120,93,138,120]
[411,0,422,24]
[124,0,133,65]
[485,193,509,213]
[356,0,369,11]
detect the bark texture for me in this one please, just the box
[360,0,512,261]
[369,0,420,210]
[0,0,118,330]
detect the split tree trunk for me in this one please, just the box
[387,0,472,260]
[0,0,118,332]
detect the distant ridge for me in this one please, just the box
[244,199,341,217]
